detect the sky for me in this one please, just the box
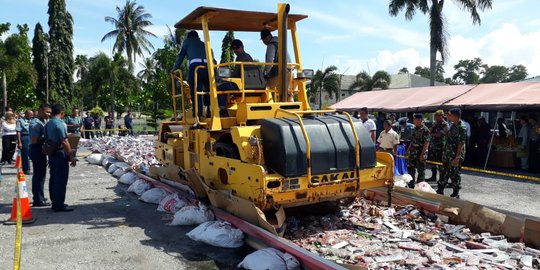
[2,0,540,78]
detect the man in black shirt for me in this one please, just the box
[83,111,94,139]
[104,112,114,136]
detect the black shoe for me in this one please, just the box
[33,201,51,207]
[408,182,416,189]
[52,207,74,212]
[450,190,460,199]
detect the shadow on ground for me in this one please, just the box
[1,178,251,269]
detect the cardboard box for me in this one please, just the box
[524,219,540,248]
[67,134,81,150]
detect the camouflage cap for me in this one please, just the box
[435,110,444,116]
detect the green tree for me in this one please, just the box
[398,67,409,74]
[348,70,391,92]
[0,22,11,113]
[74,55,90,108]
[0,24,37,110]
[87,53,112,107]
[414,61,445,82]
[48,0,74,105]
[444,77,459,85]
[220,31,235,64]
[452,58,485,84]
[32,22,49,103]
[137,57,156,83]
[505,64,528,82]
[308,65,340,109]
[389,0,492,86]
[101,0,157,66]
[480,65,508,83]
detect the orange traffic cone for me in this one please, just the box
[3,171,37,225]
[14,151,22,169]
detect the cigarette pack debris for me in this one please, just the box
[284,197,540,268]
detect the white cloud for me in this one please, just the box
[298,7,428,49]
[331,23,540,78]
[146,25,170,40]
[447,23,540,76]
[329,48,429,75]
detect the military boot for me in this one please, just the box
[436,184,444,195]
[427,167,437,182]
[450,189,460,199]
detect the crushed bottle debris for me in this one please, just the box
[284,197,540,269]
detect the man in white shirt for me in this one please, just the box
[377,120,400,155]
[359,107,376,143]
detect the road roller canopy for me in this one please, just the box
[174,6,308,31]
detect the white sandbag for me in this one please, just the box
[170,202,214,226]
[86,153,103,165]
[118,172,137,185]
[127,179,152,196]
[114,162,130,170]
[139,188,169,204]
[238,248,300,270]
[157,193,188,213]
[107,164,118,174]
[393,173,413,188]
[186,221,244,248]
[415,181,436,194]
[102,156,114,167]
[112,168,126,178]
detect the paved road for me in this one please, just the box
[0,158,250,270]
[426,167,540,218]
[1,155,538,269]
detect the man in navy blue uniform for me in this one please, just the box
[44,104,77,212]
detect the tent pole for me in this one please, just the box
[484,112,499,170]
[512,111,517,139]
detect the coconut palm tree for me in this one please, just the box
[308,65,340,109]
[137,57,156,83]
[74,54,89,81]
[101,0,157,65]
[348,70,391,92]
[389,0,492,86]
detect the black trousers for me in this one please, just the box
[1,134,17,163]
[29,144,47,203]
[529,140,540,173]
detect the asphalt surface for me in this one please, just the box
[0,153,539,269]
[0,155,250,270]
[425,167,540,219]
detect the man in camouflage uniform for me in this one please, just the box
[406,113,431,188]
[427,110,449,182]
[437,108,467,198]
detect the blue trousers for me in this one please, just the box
[20,135,31,172]
[188,62,210,117]
[49,151,70,209]
[29,144,47,203]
